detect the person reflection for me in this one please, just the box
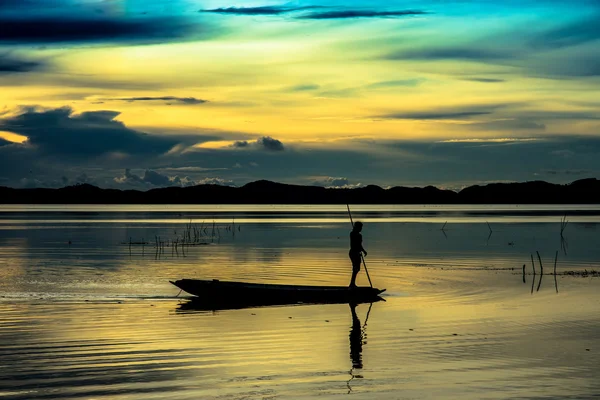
[349,302,364,369]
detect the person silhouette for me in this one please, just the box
[349,221,367,288]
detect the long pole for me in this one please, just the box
[347,204,373,288]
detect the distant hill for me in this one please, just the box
[1,178,599,204]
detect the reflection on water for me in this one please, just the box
[1,205,600,399]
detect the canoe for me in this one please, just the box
[170,279,385,308]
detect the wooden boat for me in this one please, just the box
[170,279,385,308]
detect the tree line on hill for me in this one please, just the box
[1,178,599,204]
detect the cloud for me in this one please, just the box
[539,169,591,176]
[105,96,208,105]
[256,136,285,151]
[0,16,212,45]
[298,9,428,20]
[366,79,422,89]
[378,110,492,120]
[232,136,285,151]
[0,53,46,74]
[386,47,512,62]
[376,103,516,121]
[115,169,185,188]
[196,177,235,186]
[74,173,94,185]
[201,6,321,16]
[0,106,183,157]
[462,78,506,83]
[530,15,600,49]
[289,84,320,92]
[473,119,546,131]
[141,169,172,187]
[311,176,363,188]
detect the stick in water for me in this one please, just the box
[347,204,373,288]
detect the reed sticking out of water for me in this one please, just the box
[486,221,493,245]
[531,254,536,275]
[554,250,559,293]
[560,215,569,255]
[536,251,544,275]
[535,251,544,292]
[522,264,526,283]
[560,214,568,236]
[441,221,447,231]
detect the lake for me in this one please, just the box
[1,205,599,399]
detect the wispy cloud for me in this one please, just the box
[366,79,422,89]
[462,78,506,83]
[386,47,512,62]
[298,9,428,20]
[438,138,539,143]
[530,15,600,49]
[105,96,208,105]
[289,84,320,92]
[200,6,319,16]
[378,110,492,120]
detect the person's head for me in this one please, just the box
[353,221,363,232]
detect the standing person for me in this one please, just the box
[349,221,367,288]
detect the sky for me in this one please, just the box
[1,0,599,190]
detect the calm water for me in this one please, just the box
[1,205,599,399]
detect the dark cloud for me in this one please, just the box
[386,47,511,62]
[141,169,172,186]
[375,103,515,121]
[0,106,182,157]
[232,140,250,148]
[114,169,177,188]
[256,136,285,151]
[106,96,208,105]
[0,53,46,74]
[232,136,285,151]
[113,168,235,188]
[0,17,210,45]
[200,6,319,16]
[74,173,94,185]
[298,9,428,20]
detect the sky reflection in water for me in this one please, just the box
[0,205,599,399]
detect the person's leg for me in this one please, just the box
[350,254,361,287]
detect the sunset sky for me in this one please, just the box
[1,0,599,189]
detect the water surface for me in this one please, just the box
[1,205,599,399]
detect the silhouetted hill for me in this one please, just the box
[0,178,599,204]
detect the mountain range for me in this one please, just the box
[1,178,600,204]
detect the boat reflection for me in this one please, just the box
[175,296,384,312]
[174,297,378,392]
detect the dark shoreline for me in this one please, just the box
[1,178,600,204]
